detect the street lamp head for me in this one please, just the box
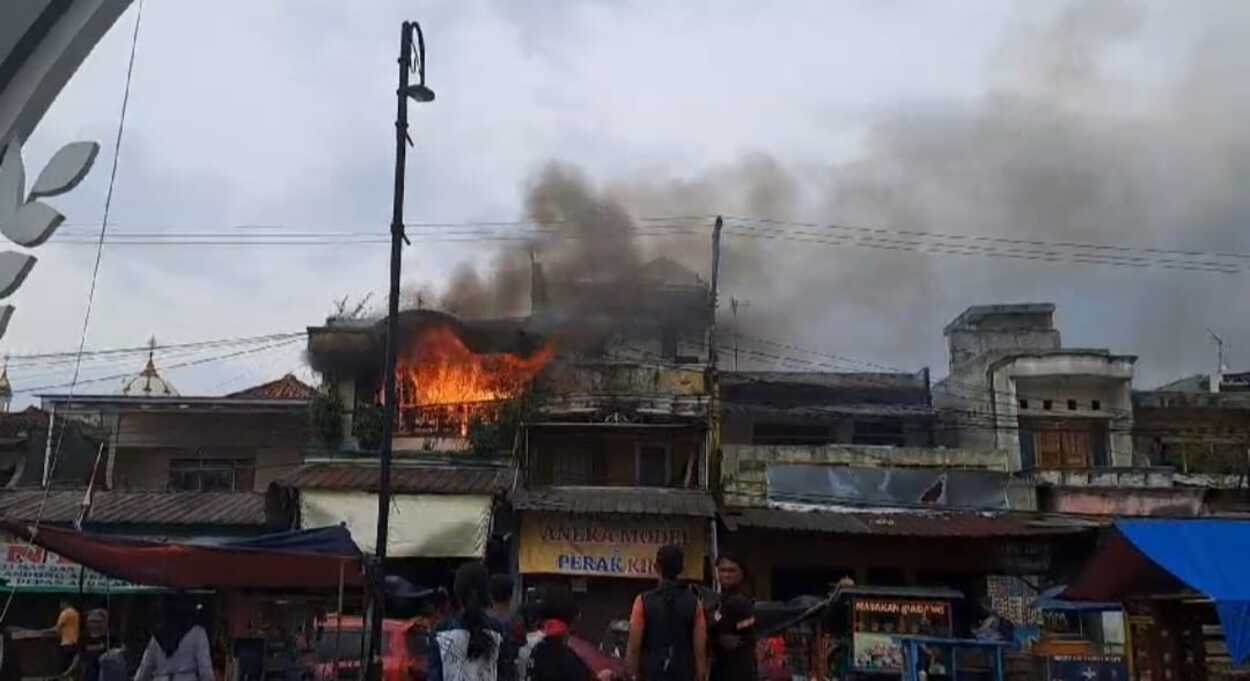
[406,22,434,104]
[405,84,436,102]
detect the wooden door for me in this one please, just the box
[1038,430,1064,468]
[1060,428,1091,468]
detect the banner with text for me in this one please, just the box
[519,512,706,580]
[0,540,152,594]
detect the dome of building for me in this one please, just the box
[119,337,178,397]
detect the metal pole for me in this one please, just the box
[706,216,723,500]
[335,560,345,680]
[366,20,412,681]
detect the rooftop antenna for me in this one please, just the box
[1208,328,1225,393]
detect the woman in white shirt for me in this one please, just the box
[133,600,214,681]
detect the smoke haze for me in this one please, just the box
[415,0,1250,387]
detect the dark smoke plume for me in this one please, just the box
[417,0,1250,386]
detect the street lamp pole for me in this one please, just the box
[368,20,433,681]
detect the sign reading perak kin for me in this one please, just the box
[519,513,706,580]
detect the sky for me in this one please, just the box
[8,0,1250,403]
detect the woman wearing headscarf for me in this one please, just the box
[708,553,756,681]
[133,598,213,681]
[428,562,514,681]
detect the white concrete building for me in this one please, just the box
[935,303,1137,471]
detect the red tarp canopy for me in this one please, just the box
[4,523,364,590]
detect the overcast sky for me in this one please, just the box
[9,0,1250,402]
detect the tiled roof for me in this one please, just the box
[722,507,1093,537]
[0,407,104,439]
[227,374,318,400]
[0,407,50,436]
[512,487,717,517]
[0,490,268,526]
[280,462,512,495]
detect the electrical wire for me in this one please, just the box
[721,215,1250,267]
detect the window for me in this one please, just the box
[661,327,678,359]
[551,449,593,485]
[852,419,906,447]
[1091,400,1101,411]
[636,445,670,487]
[1018,399,1029,409]
[169,459,247,492]
[1043,400,1053,411]
[1067,399,1078,411]
[752,424,831,446]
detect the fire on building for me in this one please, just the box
[307,309,553,449]
[391,319,553,437]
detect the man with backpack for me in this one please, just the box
[625,545,708,681]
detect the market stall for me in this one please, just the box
[3,522,366,681]
[1063,519,1250,681]
[834,585,961,678]
[1029,585,1126,681]
[754,595,834,681]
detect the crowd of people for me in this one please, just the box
[3,596,212,681]
[12,544,753,681]
[428,545,757,681]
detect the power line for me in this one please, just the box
[2,0,146,628]
[3,331,305,365]
[18,337,302,397]
[721,215,1250,267]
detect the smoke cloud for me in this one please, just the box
[415,0,1250,387]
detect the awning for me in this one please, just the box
[1032,585,1119,612]
[2,524,363,590]
[1064,520,1250,665]
[767,464,1010,510]
[300,490,491,558]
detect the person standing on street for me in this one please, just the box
[490,574,526,649]
[625,545,708,681]
[133,598,214,681]
[49,598,80,674]
[62,608,110,681]
[524,585,593,681]
[708,554,756,681]
[429,561,514,681]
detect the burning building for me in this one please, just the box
[301,253,718,636]
[307,309,552,451]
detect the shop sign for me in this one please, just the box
[1048,654,1126,681]
[519,512,706,579]
[993,542,1051,573]
[851,633,904,672]
[851,599,951,673]
[854,599,949,617]
[0,541,152,594]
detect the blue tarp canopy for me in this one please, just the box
[199,525,362,557]
[1063,520,1250,665]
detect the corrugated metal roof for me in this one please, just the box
[0,490,267,526]
[281,462,512,495]
[723,507,1090,538]
[513,486,717,517]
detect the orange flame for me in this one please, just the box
[392,324,553,436]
